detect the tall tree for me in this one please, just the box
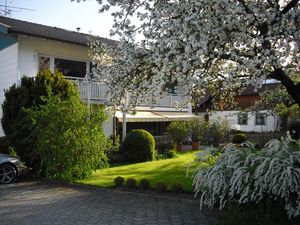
[84,0,300,107]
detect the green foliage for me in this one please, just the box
[190,118,210,142]
[156,149,179,160]
[170,183,183,193]
[0,136,10,154]
[125,178,137,189]
[106,135,122,162]
[156,181,168,192]
[1,70,78,169]
[232,133,247,144]
[139,178,150,190]
[219,201,300,225]
[167,121,190,144]
[121,129,156,163]
[114,176,125,187]
[25,95,108,181]
[193,134,300,219]
[208,117,229,146]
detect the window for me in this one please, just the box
[54,58,87,78]
[238,113,248,125]
[255,113,266,125]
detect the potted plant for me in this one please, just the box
[190,118,209,150]
[167,121,190,152]
[209,118,229,147]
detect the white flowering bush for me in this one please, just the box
[193,133,300,218]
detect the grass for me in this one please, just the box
[77,150,201,192]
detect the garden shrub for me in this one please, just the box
[167,121,190,144]
[156,149,179,160]
[0,136,10,154]
[25,95,108,180]
[170,183,183,193]
[139,178,150,190]
[231,133,247,144]
[114,176,125,187]
[121,129,156,163]
[192,133,300,220]
[106,135,122,162]
[125,178,137,189]
[156,181,168,192]
[190,118,210,142]
[1,70,78,170]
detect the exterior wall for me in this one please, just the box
[0,43,18,136]
[18,34,90,78]
[234,95,260,109]
[199,110,280,132]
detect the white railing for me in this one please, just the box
[64,76,188,107]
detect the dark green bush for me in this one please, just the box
[114,176,125,187]
[156,181,168,192]
[288,120,300,139]
[106,135,122,162]
[0,136,10,154]
[156,149,179,160]
[1,70,78,170]
[25,95,108,180]
[121,129,156,163]
[170,183,184,193]
[232,133,247,144]
[139,178,150,190]
[219,200,300,225]
[125,178,137,189]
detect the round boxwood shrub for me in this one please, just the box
[139,178,150,190]
[126,178,137,189]
[114,176,125,187]
[232,133,247,144]
[121,129,156,163]
[156,181,168,192]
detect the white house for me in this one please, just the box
[196,84,281,132]
[0,16,196,138]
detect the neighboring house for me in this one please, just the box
[196,83,281,132]
[0,16,196,138]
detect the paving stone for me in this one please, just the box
[0,181,218,225]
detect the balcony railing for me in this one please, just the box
[65,76,188,108]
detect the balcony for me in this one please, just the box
[65,76,189,108]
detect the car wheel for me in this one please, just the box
[0,164,16,184]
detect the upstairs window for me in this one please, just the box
[54,58,87,78]
[255,113,267,125]
[238,113,248,125]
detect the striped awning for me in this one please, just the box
[115,111,198,122]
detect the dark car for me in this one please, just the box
[0,154,26,184]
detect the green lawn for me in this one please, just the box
[77,150,201,192]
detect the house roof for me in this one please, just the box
[198,82,281,106]
[0,16,117,47]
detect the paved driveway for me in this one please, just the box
[0,181,217,225]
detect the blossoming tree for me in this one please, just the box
[83,0,300,107]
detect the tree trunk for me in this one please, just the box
[270,68,300,107]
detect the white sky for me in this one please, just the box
[0,0,117,40]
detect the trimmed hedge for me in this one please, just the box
[121,129,156,163]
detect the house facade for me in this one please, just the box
[196,84,281,132]
[0,16,195,138]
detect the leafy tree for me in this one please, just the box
[25,95,108,180]
[85,0,300,108]
[1,70,78,169]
